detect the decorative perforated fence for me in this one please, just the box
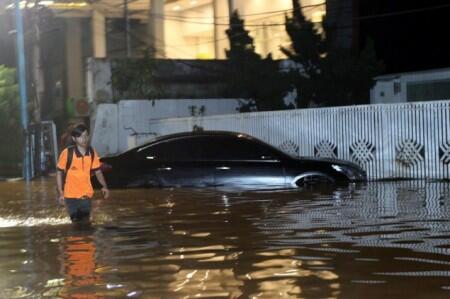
[141,101,450,180]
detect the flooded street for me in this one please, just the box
[1,179,450,298]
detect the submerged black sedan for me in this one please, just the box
[99,131,366,189]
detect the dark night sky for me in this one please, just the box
[358,0,450,74]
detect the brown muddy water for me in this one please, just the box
[1,179,450,298]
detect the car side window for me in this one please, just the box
[137,137,204,161]
[202,136,280,161]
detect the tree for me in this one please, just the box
[281,0,326,108]
[225,11,289,111]
[317,38,385,106]
[282,0,384,107]
[110,49,161,101]
[0,65,22,175]
[282,0,325,74]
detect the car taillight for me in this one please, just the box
[100,162,113,173]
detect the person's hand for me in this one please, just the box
[58,193,65,205]
[101,187,110,199]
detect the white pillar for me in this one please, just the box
[92,10,106,58]
[148,0,165,58]
[66,18,83,100]
[213,0,230,59]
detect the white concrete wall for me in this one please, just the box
[91,104,119,155]
[92,99,241,154]
[86,58,113,103]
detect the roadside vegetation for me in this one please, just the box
[0,65,22,177]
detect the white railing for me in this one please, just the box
[92,100,450,180]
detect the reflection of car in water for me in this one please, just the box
[98,131,366,190]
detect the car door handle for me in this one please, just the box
[216,166,230,170]
[157,167,172,171]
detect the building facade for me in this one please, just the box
[3,0,357,128]
[159,0,326,59]
[5,0,327,59]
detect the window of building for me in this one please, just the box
[162,0,326,59]
[164,0,215,59]
[393,81,401,94]
[407,79,450,102]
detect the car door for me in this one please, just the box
[136,137,215,188]
[207,136,286,190]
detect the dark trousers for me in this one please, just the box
[65,198,92,223]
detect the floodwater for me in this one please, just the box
[1,179,450,298]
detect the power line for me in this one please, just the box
[135,1,450,27]
[136,3,326,27]
[151,14,288,27]
[107,15,289,50]
[66,1,450,25]
[9,0,450,24]
[124,2,324,30]
[104,8,343,51]
[118,1,326,19]
[44,0,326,27]
[358,3,450,20]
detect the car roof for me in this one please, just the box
[150,130,251,142]
[132,130,286,155]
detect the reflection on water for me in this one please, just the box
[60,232,104,298]
[1,179,450,298]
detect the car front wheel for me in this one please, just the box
[293,172,335,188]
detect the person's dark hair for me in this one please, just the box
[71,123,88,138]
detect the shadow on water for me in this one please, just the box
[1,178,450,298]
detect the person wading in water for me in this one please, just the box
[56,123,109,224]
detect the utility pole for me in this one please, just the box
[124,0,131,57]
[31,6,43,122]
[228,0,234,17]
[14,0,31,181]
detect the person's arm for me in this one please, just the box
[56,170,65,204]
[56,149,67,205]
[95,169,110,199]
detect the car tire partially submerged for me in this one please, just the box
[294,172,336,187]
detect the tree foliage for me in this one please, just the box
[0,65,22,175]
[282,0,325,74]
[225,11,289,111]
[110,49,161,101]
[282,0,384,107]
